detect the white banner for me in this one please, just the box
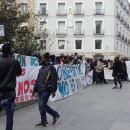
[104,68,114,80]
[126,61,130,80]
[67,7,73,28]
[0,25,4,36]
[50,64,93,101]
[15,54,39,103]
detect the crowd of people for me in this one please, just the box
[33,51,129,86]
[0,43,129,130]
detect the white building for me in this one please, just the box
[35,0,130,59]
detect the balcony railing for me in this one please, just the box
[116,31,121,37]
[120,1,123,6]
[74,29,84,35]
[21,10,28,15]
[123,20,126,26]
[124,37,127,42]
[56,10,67,16]
[116,12,120,19]
[93,29,104,35]
[94,9,104,15]
[121,34,124,40]
[74,9,84,15]
[126,24,129,29]
[38,10,48,16]
[120,17,123,23]
[56,29,66,35]
[128,40,130,44]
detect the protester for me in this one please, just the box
[121,59,128,82]
[112,57,123,89]
[68,57,75,65]
[96,59,103,84]
[54,56,60,65]
[0,43,22,130]
[32,52,60,127]
[63,56,69,64]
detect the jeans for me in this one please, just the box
[38,91,58,123]
[114,75,122,87]
[0,91,16,130]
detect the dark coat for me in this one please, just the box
[0,57,22,93]
[33,64,57,93]
[112,60,123,76]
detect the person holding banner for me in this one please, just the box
[0,43,22,130]
[112,57,123,89]
[32,52,60,127]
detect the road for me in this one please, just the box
[1,82,130,130]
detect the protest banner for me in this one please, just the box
[50,64,93,101]
[15,54,39,103]
[126,61,130,80]
[104,68,113,80]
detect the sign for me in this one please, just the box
[15,54,39,103]
[0,25,4,36]
[50,64,93,101]
[0,44,3,49]
[106,56,114,61]
[104,68,114,80]
[126,61,130,80]
[67,7,73,28]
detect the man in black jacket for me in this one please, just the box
[33,52,60,127]
[0,43,22,130]
[112,57,123,89]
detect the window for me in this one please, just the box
[75,3,83,14]
[58,21,65,34]
[21,3,28,14]
[124,46,125,54]
[75,21,83,34]
[121,44,122,53]
[95,40,102,49]
[95,2,103,14]
[95,21,103,34]
[58,3,66,15]
[117,42,118,51]
[75,40,82,49]
[40,3,47,15]
[40,40,46,49]
[58,40,65,49]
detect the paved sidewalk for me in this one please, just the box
[1,82,130,130]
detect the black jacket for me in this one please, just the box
[33,64,57,93]
[0,56,22,93]
[112,60,123,76]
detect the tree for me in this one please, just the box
[0,0,49,54]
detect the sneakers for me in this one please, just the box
[53,113,60,125]
[112,86,118,89]
[120,85,122,89]
[35,122,48,127]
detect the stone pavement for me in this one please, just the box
[1,82,130,130]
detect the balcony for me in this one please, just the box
[116,12,120,19]
[93,29,104,35]
[94,9,104,15]
[126,24,129,29]
[120,1,123,6]
[56,10,67,16]
[128,40,130,44]
[121,34,124,40]
[116,31,121,37]
[56,29,66,36]
[123,20,126,26]
[21,10,28,15]
[120,17,123,23]
[74,9,84,15]
[74,29,84,35]
[124,37,127,42]
[38,10,48,16]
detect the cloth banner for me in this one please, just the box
[104,68,114,80]
[126,61,130,80]
[15,54,39,103]
[50,64,93,101]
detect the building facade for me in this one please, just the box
[16,0,35,26]
[35,0,130,59]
